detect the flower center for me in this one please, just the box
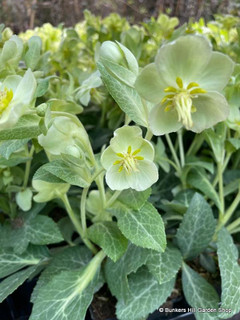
[113,146,144,174]
[161,77,207,129]
[0,88,13,116]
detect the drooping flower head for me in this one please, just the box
[0,69,36,130]
[135,35,234,135]
[101,126,158,191]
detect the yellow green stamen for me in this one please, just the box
[161,77,207,129]
[114,145,144,174]
[0,88,13,115]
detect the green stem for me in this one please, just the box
[227,216,240,232]
[217,162,224,218]
[159,157,179,172]
[229,227,240,234]
[95,175,106,207]
[145,129,153,141]
[80,188,89,237]
[186,134,204,157]
[165,134,181,170]
[23,144,35,189]
[61,194,97,254]
[105,190,122,208]
[178,130,185,168]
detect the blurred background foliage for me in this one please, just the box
[0,0,240,33]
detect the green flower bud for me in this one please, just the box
[2,28,13,41]
[36,103,48,117]
[99,41,124,65]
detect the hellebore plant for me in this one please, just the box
[0,16,240,320]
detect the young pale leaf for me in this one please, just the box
[217,228,240,319]
[33,160,91,188]
[116,266,175,320]
[16,188,33,211]
[25,36,42,70]
[30,268,102,320]
[0,245,49,278]
[104,243,150,300]
[0,139,29,159]
[146,245,182,284]
[111,202,166,252]
[188,169,221,210]
[176,193,216,259]
[0,265,37,303]
[182,263,219,320]
[0,115,41,140]
[88,221,128,262]
[31,246,92,302]
[97,61,149,127]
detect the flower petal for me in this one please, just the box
[12,69,36,105]
[101,146,117,170]
[149,103,182,136]
[139,140,155,161]
[105,165,130,190]
[1,75,21,93]
[155,35,212,86]
[191,91,229,133]
[110,125,143,153]
[197,52,234,91]
[128,160,159,191]
[135,63,167,104]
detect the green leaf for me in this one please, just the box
[204,124,226,163]
[182,263,219,320]
[104,243,150,300]
[16,188,33,211]
[146,245,182,284]
[176,193,216,259]
[188,169,221,210]
[117,188,151,210]
[0,265,37,303]
[0,115,41,140]
[25,36,42,70]
[217,228,240,318]
[0,245,49,278]
[33,165,65,184]
[33,160,91,188]
[35,78,50,98]
[31,246,92,302]
[97,61,149,127]
[0,204,63,254]
[0,154,30,166]
[111,202,166,252]
[227,138,240,151]
[0,139,29,159]
[116,266,175,320]
[30,265,102,320]
[185,156,214,174]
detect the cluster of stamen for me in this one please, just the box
[161,77,207,129]
[0,88,13,116]
[113,146,144,174]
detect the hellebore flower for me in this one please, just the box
[0,69,36,130]
[135,35,234,135]
[33,180,70,202]
[101,126,158,191]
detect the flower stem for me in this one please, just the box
[23,144,34,189]
[227,216,240,232]
[165,134,181,171]
[178,129,185,168]
[217,162,224,218]
[105,190,122,208]
[81,187,89,237]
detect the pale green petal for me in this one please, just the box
[33,180,70,202]
[110,126,143,153]
[155,35,212,86]
[128,160,158,191]
[1,75,21,93]
[135,63,167,104]
[197,52,234,91]
[149,104,182,136]
[101,146,117,169]
[139,140,155,161]
[12,69,37,105]
[191,91,229,133]
[105,165,130,190]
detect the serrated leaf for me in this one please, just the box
[0,245,49,278]
[88,221,128,262]
[182,263,219,320]
[30,257,103,320]
[104,243,150,300]
[0,265,37,303]
[185,156,214,174]
[176,193,216,259]
[0,204,63,254]
[0,115,41,140]
[0,139,29,159]
[117,188,151,210]
[188,169,221,210]
[25,36,41,70]
[97,61,149,127]
[33,165,65,183]
[116,266,175,320]
[111,202,166,252]
[146,245,182,284]
[31,246,92,302]
[33,160,91,188]
[217,228,240,318]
